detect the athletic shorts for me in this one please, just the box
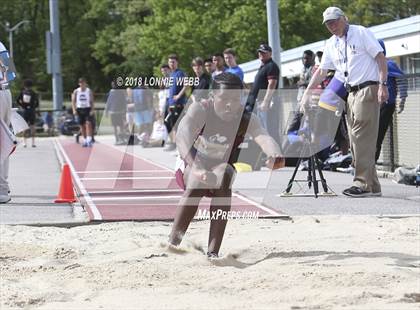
[134,109,153,127]
[76,108,92,125]
[22,110,36,126]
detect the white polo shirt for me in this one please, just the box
[320,24,383,86]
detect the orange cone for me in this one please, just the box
[55,164,76,203]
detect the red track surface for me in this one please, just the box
[56,138,284,221]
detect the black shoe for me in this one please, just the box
[343,186,372,197]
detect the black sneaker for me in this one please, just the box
[342,186,372,197]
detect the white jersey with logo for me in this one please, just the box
[75,87,92,108]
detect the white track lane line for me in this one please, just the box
[92,196,182,201]
[106,143,174,172]
[106,143,284,217]
[232,193,282,216]
[76,170,173,174]
[89,189,182,195]
[92,202,262,206]
[54,139,102,220]
[80,176,174,181]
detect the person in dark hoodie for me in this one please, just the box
[16,79,39,148]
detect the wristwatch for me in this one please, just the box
[379,81,388,86]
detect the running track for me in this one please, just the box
[55,138,285,221]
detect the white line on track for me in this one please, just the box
[106,143,174,172]
[91,196,182,201]
[92,202,261,206]
[54,139,103,220]
[89,189,182,194]
[80,176,174,181]
[99,142,286,217]
[76,170,173,174]
[232,193,282,216]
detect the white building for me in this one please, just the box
[240,15,420,86]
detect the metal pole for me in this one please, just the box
[49,0,63,112]
[3,20,30,59]
[266,0,283,144]
[8,31,13,59]
[266,0,282,88]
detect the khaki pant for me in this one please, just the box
[346,85,381,192]
[0,89,12,195]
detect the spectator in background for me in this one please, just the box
[175,57,211,104]
[126,88,135,137]
[44,111,54,136]
[297,50,316,104]
[132,86,154,140]
[212,53,226,78]
[161,63,171,77]
[223,48,244,81]
[190,57,211,102]
[375,39,408,162]
[246,44,281,144]
[142,110,168,148]
[316,51,323,65]
[16,79,39,148]
[0,40,14,203]
[71,77,95,147]
[159,64,171,118]
[165,54,187,151]
[204,58,215,76]
[105,81,127,145]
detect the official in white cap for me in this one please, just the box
[0,40,14,203]
[302,7,389,197]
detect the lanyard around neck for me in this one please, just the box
[343,24,349,82]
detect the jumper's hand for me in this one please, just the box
[266,156,285,170]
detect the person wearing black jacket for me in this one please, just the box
[16,79,39,148]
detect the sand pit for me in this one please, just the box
[1,216,419,309]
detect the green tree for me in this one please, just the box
[94,0,269,77]
[1,0,418,95]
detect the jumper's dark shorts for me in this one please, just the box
[76,107,92,125]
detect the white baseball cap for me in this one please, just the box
[322,7,345,24]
